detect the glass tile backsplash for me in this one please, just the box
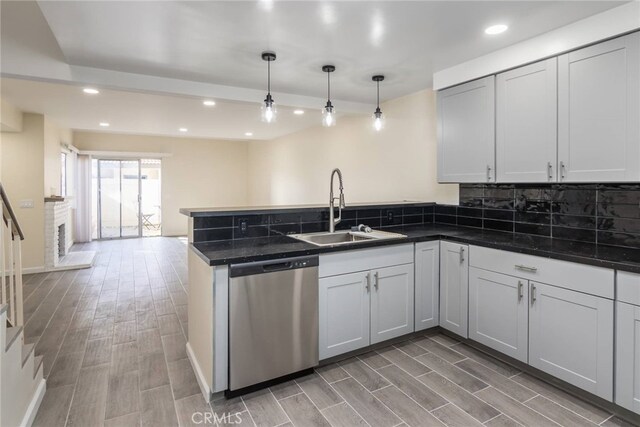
[436,184,640,249]
[192,204,436,243]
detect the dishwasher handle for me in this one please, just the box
[230,255,319,277]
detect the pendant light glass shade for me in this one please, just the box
[372,75,385,131]
[261,52,277,123]
[322,65,336,127]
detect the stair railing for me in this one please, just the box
[1,182,25,327]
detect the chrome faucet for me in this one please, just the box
[329,168,345,233]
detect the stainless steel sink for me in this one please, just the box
[290,230,406,247]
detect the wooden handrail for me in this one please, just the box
[0,182,25,240]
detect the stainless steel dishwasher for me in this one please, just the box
[228,255,319,396]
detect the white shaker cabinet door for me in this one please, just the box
[558,32,640,182]
[497,58,558,183]
[370,264,415,344]
[615,301,640,415]
[529,282,614,400]
[437,76,496,183]
[469,268,528,363]
[439,241,469,338]
[319,272,370,360]
[414,241,440,331]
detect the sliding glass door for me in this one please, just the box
[97,159,141,239]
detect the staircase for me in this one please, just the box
[1,183,46,427]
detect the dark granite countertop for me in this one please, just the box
[180,201,434,217]
[190,224,640,274]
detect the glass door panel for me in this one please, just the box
[121,160,141,237]
[98,159,141,239]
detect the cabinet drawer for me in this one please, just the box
[319,244,413,278]
[470,245,614,299]
[617,271,640,306]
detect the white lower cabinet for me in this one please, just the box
[529,281,614,400]
[439,241,469,338]
[414,241,439,331]
[370,264,414,344]
[469,268,528,363]
[319,272,370,360]
[318,244,415,360]
[616,301,640,415]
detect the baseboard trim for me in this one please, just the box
[22,266,45,275]
[20,378,46,427]
[187,342,212,402]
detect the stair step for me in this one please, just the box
[33,355,44,379]
[5,326,23,351]
[21,343,35,367]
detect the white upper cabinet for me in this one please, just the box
[414,241,440,331]
[437,76,496,183]
[439,241,469,338]
[558,32,640,182]
[496,58,558,183]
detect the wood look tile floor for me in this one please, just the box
[25,237,631,427]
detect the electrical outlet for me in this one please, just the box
[20,199,34,209]
[387,211,394,222]
[239,219,248,233]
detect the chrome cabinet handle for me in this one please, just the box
[518,281,524,302]
[560,161,566,180]
[487,165,492,182]
[547,162,553,181]
[366,272,371,292]
[460,247,465,263]
[530,283,537,305]
[374,272,379,290]
[515,264,537,272]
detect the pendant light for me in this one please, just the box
[322,65,336,127]
[372,75,385,131]
[261,51,277,123]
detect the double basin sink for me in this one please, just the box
[290,229,406,247]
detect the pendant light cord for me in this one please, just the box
[327,70,331,102]
[376,80,380,108]
[267,59,271,95]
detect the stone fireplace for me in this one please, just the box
[45,199,73,269]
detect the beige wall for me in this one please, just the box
[247,89,458,206]
[73,132,250,236]
[0,113,46,270]
[43,117,72,197]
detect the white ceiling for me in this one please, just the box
[35,0,624,103]
[0,77,323,140]
[0,1,627,139]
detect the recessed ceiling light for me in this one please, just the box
[83,88,100,94]
[293,110,305,115]
[179,128,188,132]
[245,132,253,137]
[203,100,216,106]
[485,24,508,35]
[99,122,110,127]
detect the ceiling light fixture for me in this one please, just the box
[83,88,99,94]
[245,132,253,137]
[322,65,336,127]
[485,24,508,35]
[203,100,216,106]
[261,51,277,123]
[99,122,110,127]
[293,109,305,115]
[372,75,385,132]
[179,128,188,132]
